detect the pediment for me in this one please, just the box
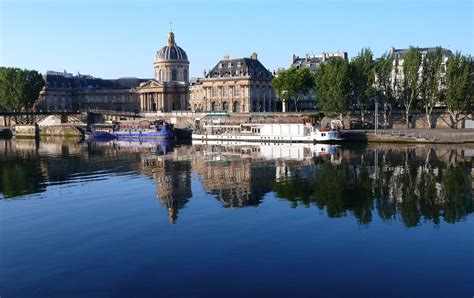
[138,80,164,89]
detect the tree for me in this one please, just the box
[350,48,375,125]
[444,52,472,128]
[0,67,45,111]
[420,47,443,129]
[374,52,394,128]
[399,47,422,129]
[314,57,351,120]
[272,67,314,112]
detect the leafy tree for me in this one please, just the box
[350,48,375,125]
[374,52,394,128]
[444,52,472,128]
[420,47,443,129]
[271,67,314,112]
[0,67,44,111]
[314,57,351,120]
[399,47,422,129]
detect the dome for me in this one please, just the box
[155,32,188,63]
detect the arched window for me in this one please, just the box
[172,69,177,81]
[222,101,228,111]
[211,102,216,112]
[233,101,241,113]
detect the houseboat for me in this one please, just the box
[192,118,343,143]
[86,120,176,140]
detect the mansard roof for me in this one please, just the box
[43,73,148,90]
[391,47,452,57]
[205,55,273,80]
[43,74,148,89]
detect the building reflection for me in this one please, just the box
[2,138,473,228]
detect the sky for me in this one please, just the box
[1,0,472,79]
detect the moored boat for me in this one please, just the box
[192,117,344,143]
[113,121,176,139]
[86,121,176,140]
[85,123,116,139]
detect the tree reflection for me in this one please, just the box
[274,147,474,228]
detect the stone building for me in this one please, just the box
[137,31,189,113]
[37,71,145,112]
[291,51,348,73]
[194,53,278,113]
[189,77,204,112]
[388,47,452,92]
[289,51,348,111]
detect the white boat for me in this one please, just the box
[192,119,344,143]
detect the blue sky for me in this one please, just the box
[1,0,472,79]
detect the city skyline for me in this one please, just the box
[1,0,472,79]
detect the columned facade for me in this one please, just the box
[137,31,189,113]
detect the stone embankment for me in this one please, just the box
[345,129,474,144]
[14,125,83,138]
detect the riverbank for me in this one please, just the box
[346,129,474,144]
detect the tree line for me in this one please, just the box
[272,47,474,128]
[0,67,45,112]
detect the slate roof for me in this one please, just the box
[391,47,452,57]
[206,57,273,80]
[43,73,149,90]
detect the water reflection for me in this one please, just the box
[1,139,473,227]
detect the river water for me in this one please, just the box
[1,138,473,297]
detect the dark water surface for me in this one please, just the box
[1,138,473,297]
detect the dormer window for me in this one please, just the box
[219,63,223,69]
[228,63,232,68]
[237,62,241,67]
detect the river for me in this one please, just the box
[1,138,473,297]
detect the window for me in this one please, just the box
[223,85,228,97]
[183,69,188,81]
[172,69,177,81]
[233,85,240,97]
[222,101,228,111]
[159,69,164,81]
[211,86,217,97]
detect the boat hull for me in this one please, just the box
[113,130,176,139]
[192,131,343,143]
[85,131,116,139]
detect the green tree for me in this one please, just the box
[350,48,375,125]
[0,67,44,111]
[314,57,351,120]
[374,52,394,128]
[420,47,443,129]
[399,47,422,129]
[444,52,472,128]
[271,67,314,112]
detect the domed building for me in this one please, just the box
[138,31,190,112]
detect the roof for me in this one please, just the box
[391,47,452,57]
[205,55,273,80]
[43,73,148,90]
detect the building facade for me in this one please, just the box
[388,47,452,93]
[291,51,348,73]
[191,53,278,113]
[37,71,145,112]
[289,51,349,111]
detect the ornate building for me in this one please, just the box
[191,53,278,113]
[137,32,190,112]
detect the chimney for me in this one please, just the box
[224,55,229,59]
[251,52,258,60]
